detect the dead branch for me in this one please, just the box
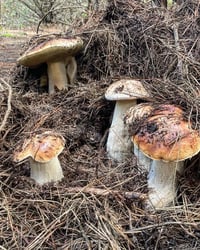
[0,79,12,133]
[125,221,199,234]
[65,186,147,200]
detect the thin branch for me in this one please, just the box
[173,23,183,78]
[64,186,147,200]
[18,0,38,14]
[0,79,12,133]
[125,221,199,234]
[36,5,87,33]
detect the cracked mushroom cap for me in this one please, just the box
[105,79,150,101]
[150,104,184,117]
[133,105,200,162]
[17,37,83,67]
[124,103,183,128]
[14,131,65,163]
[124,103,154,125]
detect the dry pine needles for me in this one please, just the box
[0,0,200,249]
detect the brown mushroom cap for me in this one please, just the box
[17,37,83,67]
[14,131,65,163]
[105,79,151,101]
[124,103,154,125]
[133,105,200,162]
[151,104,183,117]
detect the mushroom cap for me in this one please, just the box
[124,103,154,125]
[125,103,183,125]
[14,131,65,163]
[133,105,200,162]
[151,104,183,117]
[17,37,84,67]
[105,79,150,101]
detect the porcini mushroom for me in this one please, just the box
[13,131,65,185]
[17,37,83,94]
[132,104,200,209]
[105,79,150,162]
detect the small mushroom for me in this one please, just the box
[13,131,65,185]
[105,79,150,162]
[132,104,200,209]
[17,37,83,94]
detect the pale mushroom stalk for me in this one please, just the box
[107,100,136,162]
[147,160,184,209]
[30,157,64,185]
[47,59,69,94]
[66,56,77,85]
[134,146,152,172]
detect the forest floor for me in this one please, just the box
[0,34,27,78]
[0,6,200,246]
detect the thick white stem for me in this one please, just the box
[30,157,64,185]
[106,100,136,162]
[134,146,152,172]
[147,160,184,209]
[47,60,69,94]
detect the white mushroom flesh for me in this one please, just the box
[134,146,152,172]
[147,160,184,209]
[30,156,64,185]
[106,100,137,162]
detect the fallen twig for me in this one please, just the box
[65,186,147,200]
[125,221,199,234]
[173,23,184,78]
[0,78,12,132]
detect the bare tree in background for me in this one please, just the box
[19,0,59,24]
[18,0,106,25]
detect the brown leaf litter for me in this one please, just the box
[0,0,200,249]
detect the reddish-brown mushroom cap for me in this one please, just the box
[133,105,200,162]
[14,131,65,163]
[150,104,184,117]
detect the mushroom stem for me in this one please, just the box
[147,160,184,209]
[107,100,136,162]
[134,146,152,172]
[30,157,64,185]
[47,60,69,94]
[66,56,77,85]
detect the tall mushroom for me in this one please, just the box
[17,37,83,94]
[105,79,150,162]
[13,131,65,185]
[132,104,200,209]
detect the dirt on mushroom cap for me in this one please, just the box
[133,108,200,161]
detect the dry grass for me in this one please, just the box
[0,0,200,249]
